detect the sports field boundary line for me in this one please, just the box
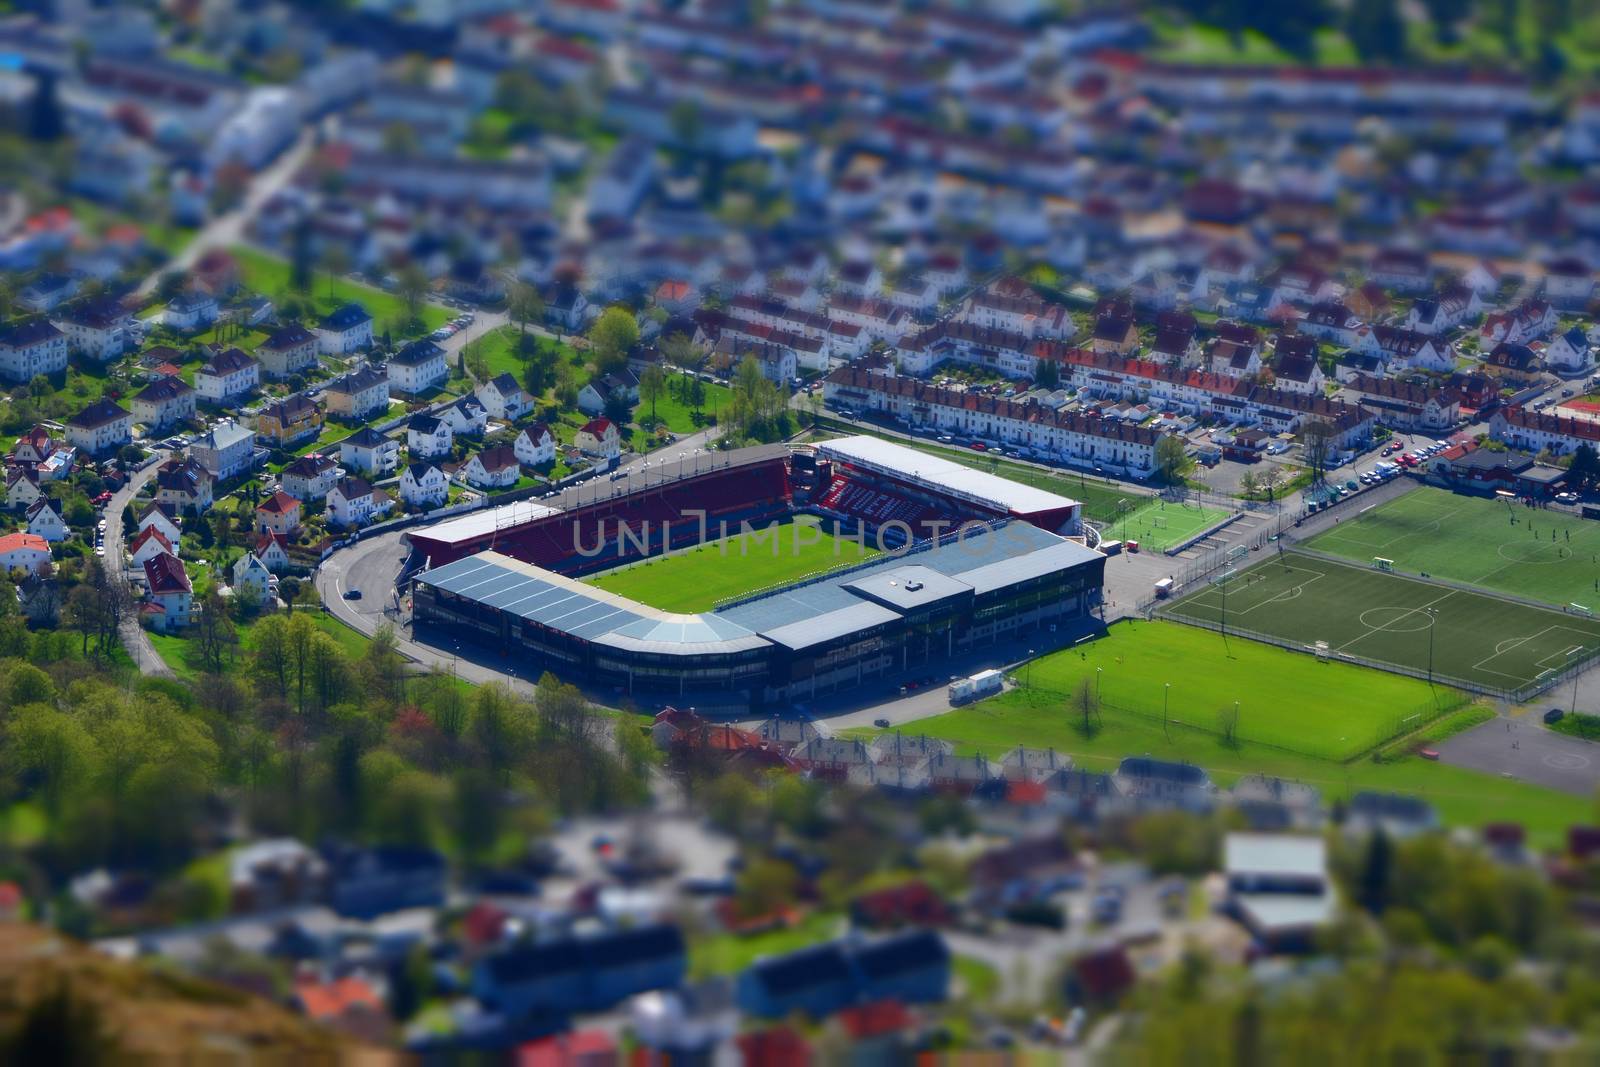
[1288,544,1587,616]
[1159,550,1600,703]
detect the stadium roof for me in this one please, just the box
[413,498,563,546]
[816,435,1081,519]
[414,521,1101,656]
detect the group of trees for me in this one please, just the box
[0,619,655,930]
[724,355,794,444]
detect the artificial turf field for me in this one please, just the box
[1161,551,1600,694]
[1100,497,1231,552]
[584,515,879,612]
[1306,484,1600,609]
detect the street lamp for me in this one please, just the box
[1096,666,1103,705]
[1164,682,1171,741]
[1425,607,1439,684]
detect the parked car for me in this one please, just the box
[1544,708,1566,724]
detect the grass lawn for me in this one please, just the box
[230,246,451,337]
[1550,712,1600,742]
[1163,552,1600,695]
[1306,484,1600,610]
[585,515,881,613]
[636,373,733,437]
[875,623,1584,844]
[150,611,369,681]
[688,911,845,979]
[472,326,582,382]
[998,619,1455,760]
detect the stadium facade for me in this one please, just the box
[407,437,1106,709]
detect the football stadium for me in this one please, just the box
[405,437,1106,709]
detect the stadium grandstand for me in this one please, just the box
[403,438,1103,709]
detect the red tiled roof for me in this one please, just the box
[295,976,383,1021]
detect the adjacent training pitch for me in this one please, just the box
[584,515,880,613]
[1306,485,1600,609]
[1162,551,1600,694]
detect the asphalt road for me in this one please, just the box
[1437,716,1600,797]
[105,453,173,678]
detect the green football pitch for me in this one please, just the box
[584,516,879,613]
[1161,551,1600,695]
[1100,498,1230,552]
[1306,485,1600,610]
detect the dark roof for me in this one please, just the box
[326,364,387,394]
[68,398,131,429]
[749,943,854,995]
[482,925,684,986]
[341,426,390,448]
[0,318,63,347]
[134,376,193,402]
[319,303,372,331]
[200,347,257,375]
[261,322,316,350]
[1117,757,1207,785]
[391,339,445,366]
[852,930,949,981]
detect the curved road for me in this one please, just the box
[105,451,174,677]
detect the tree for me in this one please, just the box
[1155,435,1192,485]
[639,364,667,424]
[397,263,429,326]
[1302,420,1336,485]
[1239,470,1260,501]
[321,245,350,303]
[1346,0,1406,62]
[1035,358,1061,390]
[1571,444,1600,489]
[661,331,702,373]
[508,282,544,342]
[1073,677,1099,737]
[193,587,238,675]
[462,337,489,382]
[588,306,639,374]
[1422,0,1470,42]
[290,217,314,293]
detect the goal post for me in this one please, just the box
[1568,603,1594,618]
[1373,557,1394,572]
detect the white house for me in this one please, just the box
[141,551,192,633]
[0,532,52,576]
[327,476,394,528]
[57,299,132,362]
[575,417,621,459]
[0,319,69,383]
[1545,325,1594,374]
[387,339,449,395]
[280,453,341,502]
[65,398,132,456]
[128,525,177,569]
[18,273,78,313]
[339,426,400,475]
[439,395,489,436]
[230,551,276,605]
[5,471,41,511]
[407,414,453,458]
[252,532,291,572]
[163,292,219,332]
[461,445,521,489]
[130,377,197,430]
[399,462,449,508]
[137,502,183,545]
[194,347,260,404]
[190,420,257,480]
[316,303,374,355]
[257,323,319,379]
[24,498,68,543]
[476,373,534,421]
[514,423,556,466]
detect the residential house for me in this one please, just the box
[194,347,260,404]
[257,323,320,379]
[5,471,41,511]
[1209,321,1263,379]
[1543,256,1595,309]
[323,363,390,420]
[191,420,257,480]
[252,532,291,572]
[162,291,218,332]
[231,552,275,605]
[18,272,79,313]
[1299,301,1364,348]
[1490,406,1600,456]
[399,462,448,508]
[138,502,183,544]
[387,339,448,395]
[141,551,192,633]
[339,426,400,476]
[1346,377,1461,432]
[58,298,132,361]
[316,303,374,355]
[327,476,393,528]
[461,445,521,489]
[737,932,949,1020]
[1270,334,1326,395]
[1483,342,1544,387]
[1367,247,1432,293]
[1405,285,1481,336]
[128,525,176,569]
[439,395,489,437]
[407,414,453,459]
[578,369,641,416]
[25,498,68,543]
[7,425,68,478]
[1346,792,1439,838]
[1545,325,1593,374]
[281,454,341,502]
[472,925,687,1021]
[130,377,196,430]
[0,319,68,382]
[476,373,533,421]
[324,845,447,919]
[514,423,556,466]
[256,395,324,449]
[65,398,132,456]
[1224,833,1335,953]
[154,457,214,514]
[1089,300,1139,356]
[255,490,302,535]
[1366,325,1450,373]
[1113,757,1216,811]
[575,417,621,459]
[0,532,52,576]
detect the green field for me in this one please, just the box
[585,516,880,612]
[1307,485,1600,610]
[230,246,451,336]
[870,620,1585,844]
[997,619,1453,760]
[1163,552,1600,695]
